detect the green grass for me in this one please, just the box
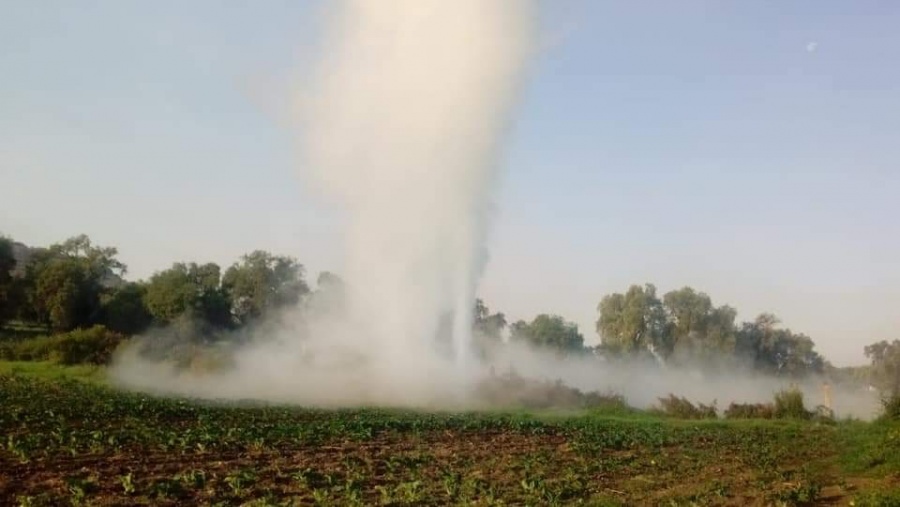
[0,360,106,384]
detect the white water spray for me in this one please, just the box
[299,1,535,370]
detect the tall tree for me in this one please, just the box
[511,314,584,355]
[100,282,153,335]
[144,262,232,329]
[472,299,507,359]
[473,299,506,342]
[596,284,667,356]
[23,235,125,331]
[0,236,17,325]
[662,287,736,361]
[865,340,900,398]
[736,313,823,376]
[222,251,308,324]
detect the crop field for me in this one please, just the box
[1,372,899,506]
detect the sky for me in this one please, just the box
[1,1,898,366]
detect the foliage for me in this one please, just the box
[773,388,812,420]
[880,393,900,421]
[3,374,881,505]
[596,283,667,355]
[596,283,826,378]
[476,370,628,411]
[724,402,775,419]
[472,298,506,358]
[0,326,125,365]
[510,314,584,355]
[222,251,308,324]
[0,236,18,326]
[144,262,232,329]
[653,394,718,419]
[99,282,152,335]
[865,340,900,403]
[662,287,737,363]
[22,235,126,332]
[736,314,825,377]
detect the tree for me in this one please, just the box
[473,299,506,342]
[735,314,824,377]
[22,235,126,331]
[222,251,308,324]
[32,259,85,331]
[511,314,584,355]
[596,284,667,356]
[0,236,17,325]
[662,287,736,362]
[144,262,232,329]
[865,340,900,397]
[100,282,152,335]
[472,299,507,359]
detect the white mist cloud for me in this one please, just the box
[113,0,538,404]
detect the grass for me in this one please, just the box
[0,360,106,384]
[0,365,898,505]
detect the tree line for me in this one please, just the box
[2,233,899,399]
[0,234,307,337]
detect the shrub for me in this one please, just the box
[773,388,812,419]
[724,402,774,419]
[880,393,900,420]
[655,394,717,419]
[474,372,630,411]
[0,326,126,365]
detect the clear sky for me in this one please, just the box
[2,1,898,365]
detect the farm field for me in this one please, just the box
[1,368,899,506]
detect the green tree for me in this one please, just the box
[511,314,584,355]
[864,340,900,398]
[144,262,232,329]
[596,284,667,356]
[0,236,17,325]
[222,251,308,324]
[472,299,507,359]
[100,282,153,335]
[662,287,736,362]
[32,259,84,331]
[735,313,824,377]
[23,235,125,331]
[473,299,506,341]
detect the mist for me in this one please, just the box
[108,1,880,420]
[113,0,537,406]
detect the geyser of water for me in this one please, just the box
[111,0,536,406]
[299,1,535,370]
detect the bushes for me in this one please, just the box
[880,393,900,420]
[725,402,775,419]
[774,388,812,420]
[661,389,819,421]
[654,394,718,419]
[474,371,630,411]
[0,326,125,365]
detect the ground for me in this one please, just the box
[1,362,899,506]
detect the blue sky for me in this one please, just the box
[2,1,898,365]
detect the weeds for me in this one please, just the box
[774,388,812,420]
[654,394,718,419]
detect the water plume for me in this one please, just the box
[298,0,535,372]
[112,0,537,405]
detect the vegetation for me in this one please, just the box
[3,233,900,504]
[0,325,125,365]
[0,370,898,505]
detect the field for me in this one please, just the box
[1,366,899,506]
